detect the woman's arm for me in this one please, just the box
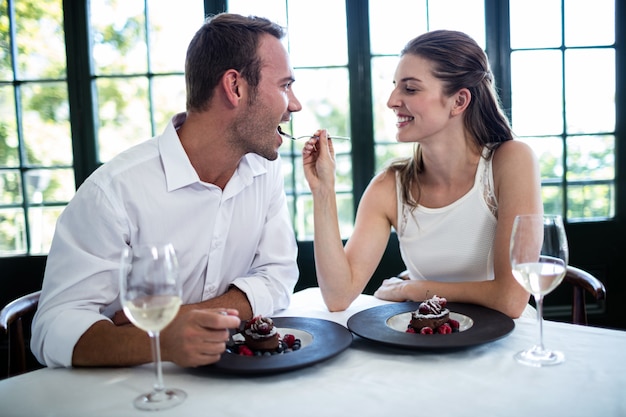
[303,130,395,311]
[489,139,543,316]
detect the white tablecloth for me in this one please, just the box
[1,287,625,417]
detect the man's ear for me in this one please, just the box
[451,88,471,116]
[222,69,244,107]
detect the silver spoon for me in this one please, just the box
[278,126,350,141]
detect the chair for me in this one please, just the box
[395,265,606,325]
[564,265,606,325]
[0,290,41,377]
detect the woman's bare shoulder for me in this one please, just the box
[492,140,538,170]
[493,140,535,158]
[359,168,398,220]
[491,140,542,210]
[362,168,395,195]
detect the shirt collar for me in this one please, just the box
[223,153,268,200]
[159,113,199,192]
[159,113,268,193]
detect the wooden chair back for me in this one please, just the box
[0,290,41,378]
[564,265,606,325]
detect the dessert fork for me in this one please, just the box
[278,126,350,141]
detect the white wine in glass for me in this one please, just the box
[120,243,186,410]
[510,214,568,367]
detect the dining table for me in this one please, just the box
[1,287,625,417]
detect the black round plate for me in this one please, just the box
[347,302,514,350]
[195,317,352,375]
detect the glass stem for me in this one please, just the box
[535,294,545,351]
[150,331,165,394]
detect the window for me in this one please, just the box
[0,1,72,255]
[0,0,620,257]
[90,0,204,162]
[510,0,616,220]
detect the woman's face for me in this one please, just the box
[387,54,456,144]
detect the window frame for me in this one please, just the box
[70,0,623,224]
[2,0,623,256]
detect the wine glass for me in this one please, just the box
[119,243,187,410]
[510,214,569,367]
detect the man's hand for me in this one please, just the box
[160,308,241,367]
[112,309,130,326]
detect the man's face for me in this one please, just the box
[231,34,302,161]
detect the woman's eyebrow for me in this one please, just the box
[400,77,422,83]
[393,76,423,85]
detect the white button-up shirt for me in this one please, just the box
[31,113,299,367]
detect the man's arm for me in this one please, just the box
[73,307,240,367]
[187,285,253,319]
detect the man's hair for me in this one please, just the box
[185,13,286,111]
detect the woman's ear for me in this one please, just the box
[451,88,471,116]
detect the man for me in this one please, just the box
[31,13,301,368]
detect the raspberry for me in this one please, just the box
[256,322,271,335]
[238,346,253,356]
[418,304,431,314]
[244,316,260,330]
[437,323,452,334]
[448,319,460,330]
[282,334,296,348]
[420,327,433,335]
[406,327,416,333]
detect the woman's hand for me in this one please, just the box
[373,277,412,302]
[302,129,336,193]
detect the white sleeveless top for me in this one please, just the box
[396,148,498,282]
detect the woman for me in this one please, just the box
[302,30,541,318]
